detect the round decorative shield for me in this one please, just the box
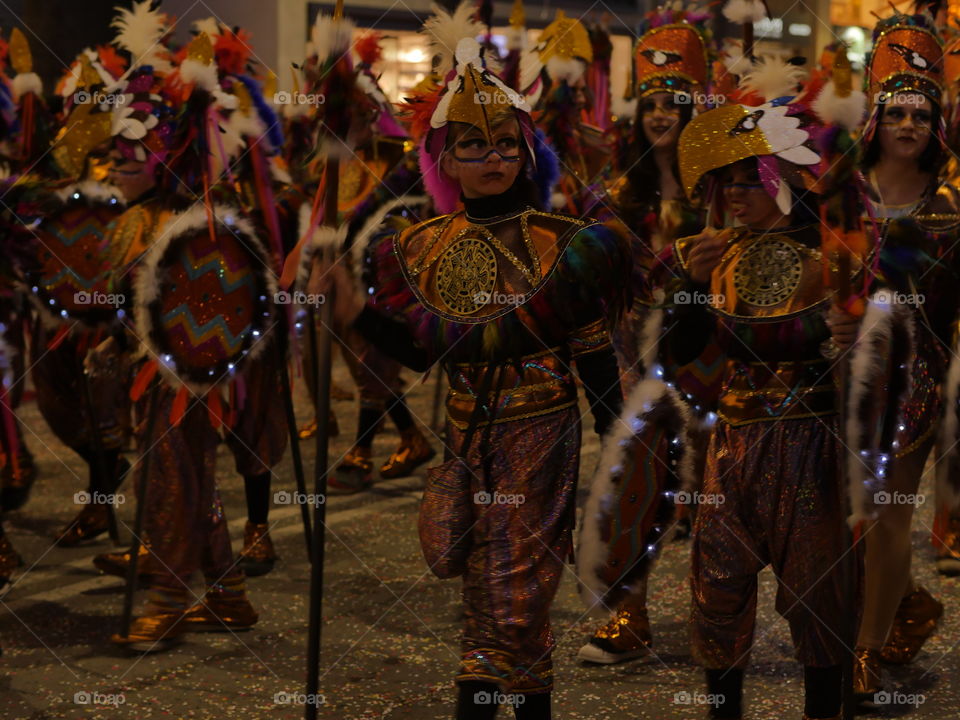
[24,183,125,327]
[135,204,277,390]
[578,381,691,611]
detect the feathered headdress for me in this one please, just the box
[519,10,593,106]
[422,1,484,80]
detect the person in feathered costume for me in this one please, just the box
[519,10,606,215]
[90,1,264,651]
[851,7,960,702]
[306,32,628,718]
[577,3,712,667]
[650,25,912,715]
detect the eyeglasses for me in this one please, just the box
[451,135,522,163]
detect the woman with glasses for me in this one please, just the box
[851,13,959,702]
[310,38,629,719]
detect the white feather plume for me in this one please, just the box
[812,81,868,131]
[723,0,768,24]
[740,54,806,102]
[12,72,42,101]
[311,13,356,63]
[111,0,172,72]
[422,1,483,79]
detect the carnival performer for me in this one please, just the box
[660,48,891,718]
[307,36,629,719]
[94,3,262,650]
[852,10,957,700]
[578,6,711,666]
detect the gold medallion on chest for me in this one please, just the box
[435,236,498,315]
[733,237,803,307]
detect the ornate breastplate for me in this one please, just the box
[394,209,588,323]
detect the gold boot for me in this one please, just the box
[380,426,436,479]
[237,522,277,577]
[853,647,883,702]
[880,585,943,664]
[110,607,185,652]
[577,604,653,664]
[328,446,373,495]
[93,543,151,579]
[935,511,960,575]
[55,503,110,547]
[182,590,258,632]
[298,412,340,441]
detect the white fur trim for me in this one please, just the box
[577,379,693,613]
[53,179,126,207]
[134,203,278,393]
[12,72,43,101]
[349,195,427,272]
[545,56,587,86]
[192,17,222,37]
[811,81,867,131]
[294,205,348,293]
[637,307,664,379]
[846,291,914,525]
[722,0,768,24]
[311,14,356,63]
[519,49,544,97]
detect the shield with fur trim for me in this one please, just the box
[23,182,126,328]
[578,379,693,611]
[134,204,278,391]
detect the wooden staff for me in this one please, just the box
[305,2,345,716]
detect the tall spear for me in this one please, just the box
[303,1,354,716]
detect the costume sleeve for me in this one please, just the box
[569,318,623,435]
[352,304,430,372]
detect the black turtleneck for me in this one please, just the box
[462,178,527,221]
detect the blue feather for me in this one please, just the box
[237,74,284,154]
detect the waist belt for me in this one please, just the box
[718,358,838,426]
[446,349,577,429]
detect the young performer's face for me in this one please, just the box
[877,93,934,164]
[107,148,157,202]
[721,160,788,229]
[640,92,682,150]
[442,118,524,199]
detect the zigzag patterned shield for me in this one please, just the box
[135,205,278,390]
[26,190,125,327]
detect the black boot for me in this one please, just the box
[705,667,744,719]
[456,680,500,720]
[804,665,841,719]
[513,692,550,720]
